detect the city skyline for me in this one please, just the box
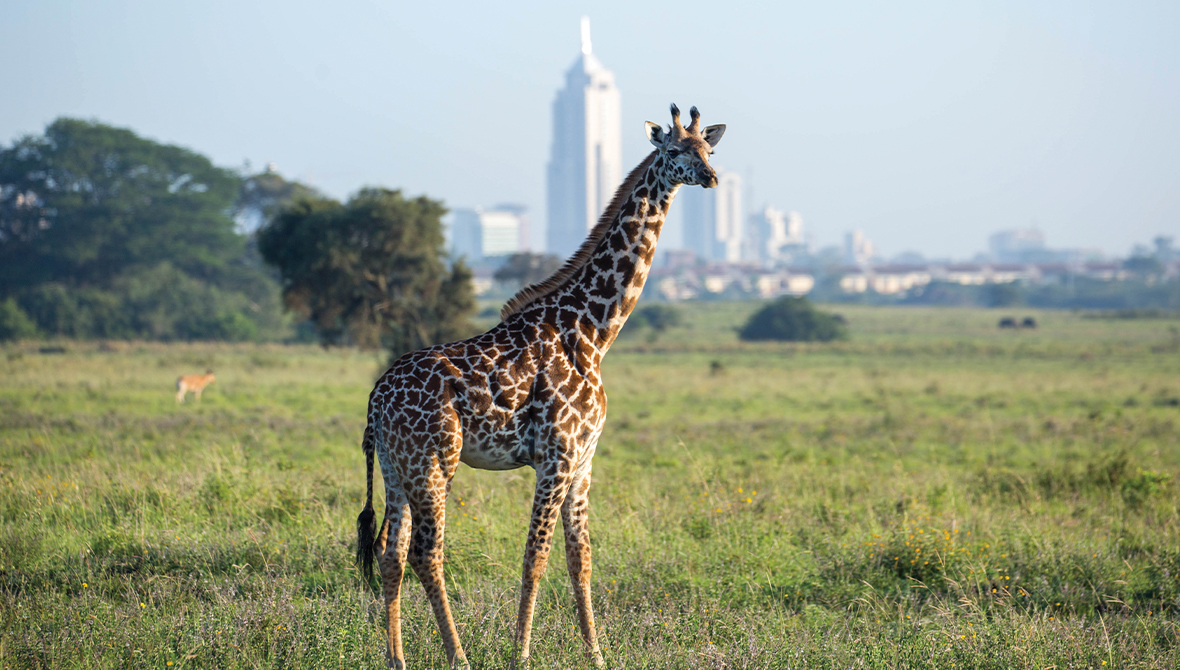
[2,1,1176,259]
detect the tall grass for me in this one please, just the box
[2,305,1178,668]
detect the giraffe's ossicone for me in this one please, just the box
[356,104,726,670]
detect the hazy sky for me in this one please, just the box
[3,1,1178,258]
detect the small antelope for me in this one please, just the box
[176,371,215,403]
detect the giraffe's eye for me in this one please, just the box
[667,149,681,157]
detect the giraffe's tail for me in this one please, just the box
[356,424,377,580]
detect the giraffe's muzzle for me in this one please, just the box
[698,167,719,188]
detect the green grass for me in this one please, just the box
[2,304,1179,668]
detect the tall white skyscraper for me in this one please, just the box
[546,17,622,259]
[681,169,744,263]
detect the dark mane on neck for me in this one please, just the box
[500,150,659,320]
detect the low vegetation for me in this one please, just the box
[2,304,1178,668]
[739,296,848,342]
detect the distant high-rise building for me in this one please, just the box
[681,169,743,263]
[749,206,805,262]
[845,230,876,265]
[451,205,528,260]
[493,203,530,253]
[546,17,622,259]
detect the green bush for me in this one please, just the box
[621,304,683,341]
[738,296,848,342]
[118,263,263,341]
[0,298,38,341]
[18,284,129,339]
[12,264,275,342]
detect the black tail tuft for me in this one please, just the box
[356,504,377,579]
[356,424,378,580]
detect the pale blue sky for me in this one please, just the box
[2,1,1177,258]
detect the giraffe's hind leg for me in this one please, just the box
[375,473,412,670]
[406,470,469,670]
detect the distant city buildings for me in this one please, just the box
[650,263,815,302]
[835,261,1138,296]
[450,205,529,261]
[844,230,876,265]
[989,229,1046,262]
[987,228,1103,263]
[748,206,806,264]
[681,169,743,263]
[546,17,622,259]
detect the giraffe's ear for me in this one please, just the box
[645,121,667,147]
[702,124,726,148]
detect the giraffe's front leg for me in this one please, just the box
[562,464,604,667]
[513,460,574,666]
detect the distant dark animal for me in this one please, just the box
[1021,317,1037,329]
[998,317,1018,329]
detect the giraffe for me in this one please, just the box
[175,371,215,403]
[356,104,726,670]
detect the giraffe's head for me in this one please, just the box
[645,104,726,188]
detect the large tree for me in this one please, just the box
[258,188,476,359]
[235,167,322,234]
[0,118,288,341]
[0,118,244,294]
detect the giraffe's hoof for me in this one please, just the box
[510,654,530,670]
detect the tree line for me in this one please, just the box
[0,118,476,360]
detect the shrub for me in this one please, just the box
[738,296,848,342]
[118,263,262,341]
[636,304,681,332]
[986,283,1023,307]
[0,298,38,341]
[624,304,682,341]
[18,284,130,339]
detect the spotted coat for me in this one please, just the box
[356,104,726,670]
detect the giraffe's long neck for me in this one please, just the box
[554,153,679,353]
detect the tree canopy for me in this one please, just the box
[235,168,322,234]
[0,118,288,341]
[0,118,244,292]
[258,188,476,359]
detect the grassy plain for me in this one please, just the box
[2,303,1179,669]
